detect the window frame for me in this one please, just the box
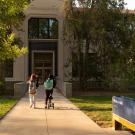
[28,18,58,39]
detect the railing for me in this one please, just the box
[72,81,105,90]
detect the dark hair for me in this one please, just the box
[32,74,36,81]
[49,74,54,79]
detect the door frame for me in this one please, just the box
[32,50,55,75]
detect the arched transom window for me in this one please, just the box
[28,18,58,39]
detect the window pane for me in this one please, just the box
[49,19,58,39]
[39,19,48,39]
[28,18,58,39]
[72,53,79,77]
[4,60,13,77]
[28,18,38,39]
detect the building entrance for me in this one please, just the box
[32,51,54,83]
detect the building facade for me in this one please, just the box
[5,0,71,96]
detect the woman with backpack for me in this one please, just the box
[44,74,54,108]
[28,73,37,108]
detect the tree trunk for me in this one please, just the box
[83,39,90,89]
[77,40,84,89]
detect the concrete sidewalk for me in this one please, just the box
[0,85,132,135]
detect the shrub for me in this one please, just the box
[0,80,5,94]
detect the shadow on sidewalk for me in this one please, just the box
[34,106,80,110]
[34,107,45,110]
[54,107,80,110]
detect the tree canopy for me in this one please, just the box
[64,0,135,90]
[0,0,28,88]
[0,0,28,61]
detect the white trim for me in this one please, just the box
[32,50,55,75]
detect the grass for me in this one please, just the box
[70,96,113,128]
[0,97,18,118]
[70,96,135,128]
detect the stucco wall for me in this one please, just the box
[5,0,72,94]
[24,0,64,16]
[14,56,25,81]
[23,0,65,90]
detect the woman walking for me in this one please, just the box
[28,74,37,108]
[44,74,54,108]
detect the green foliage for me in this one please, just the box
[64,0,135,90]
[0,0,28,61]
[0,33,27,60]
[70,96,112,127]
[0,97,17,117]
[0,0,28,27]
[0,0,28,87]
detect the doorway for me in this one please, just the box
[32,51,54,83]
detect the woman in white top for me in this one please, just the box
[28,74,36,108]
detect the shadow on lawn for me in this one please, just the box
[80,107,112,111]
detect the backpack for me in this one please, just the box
[53,77,56,88]
[44,79,53,90]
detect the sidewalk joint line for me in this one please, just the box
[45,109,50,135]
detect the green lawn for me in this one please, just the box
[70,96,112,128]
[0,97,18,118]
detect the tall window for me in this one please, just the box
[28,18,58,39]
[4,60,13,77]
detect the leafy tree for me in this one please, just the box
[64,0,135,90]
[0,0,28,88]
